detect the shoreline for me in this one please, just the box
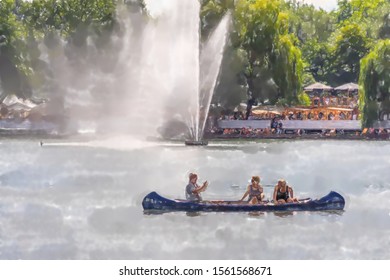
[203,133,390,141]
[0,129,388,142]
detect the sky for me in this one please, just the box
[299,0,339,11]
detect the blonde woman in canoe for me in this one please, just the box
[273,179,299,204]
[240,176,264,204]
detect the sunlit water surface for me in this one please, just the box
[0,137,389,259]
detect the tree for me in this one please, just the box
[285,1,335,87]
[271,34,303,104]
[336,0,353,23]
[378,11,390,39]
[359,39,390,127]
[0,0,31,101]
[287,2,335,44]
[235,0,280,65]
[201,0,235,40]
[300,39,332,83]
[0,0,119,102]
[20,0,116,48]
[330,23,370,84]
[335,0,388,39]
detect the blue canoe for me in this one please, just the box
[142,191,345,212]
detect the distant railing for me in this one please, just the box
[373,121,390,128]
[217,120,270,129]
[280,120,361,130]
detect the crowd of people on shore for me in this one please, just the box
[205,106,390,139]
[204,125,390,140]
[185,173,298,205]
[218,109,359,121]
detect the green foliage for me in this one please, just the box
[287,2,335,44]
[201,0,235,39]
[336,0,353,23]
[335,0,389,39]
[271,34,303,103]
[0,0,31,100]
[232,0,303,105]
[208,0,390,114]
[359,39,390,126]
[297,91,311,106]
[235,0,280,60]
[330,23,370,83]
[21,0,116,47]
[301,40,332,83]
[0,0,118,101]
[302,71,316,87]
[2,0,390,119]
[0,0,27,61]
[285,1,336,85]
[378,9,390,39]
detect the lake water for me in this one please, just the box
[0,136,389,259]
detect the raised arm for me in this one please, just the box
[194,181,208,193]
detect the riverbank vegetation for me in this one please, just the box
[0,0,390,125]
[202,0,390,125]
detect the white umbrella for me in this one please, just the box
[304,82,333,91]
[334,83,359,91]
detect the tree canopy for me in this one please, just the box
[1,0,390,126]
[359,39,390,127]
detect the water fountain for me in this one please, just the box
[112,0,231,145]
[34,1,230,145]
[139,0,231,145]
[186,11,231,146]
[194,12,231,145]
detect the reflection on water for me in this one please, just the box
[186,212,202,217]
[143,210,202,217]
[316,210,345,217]
[247,211,266,218]
[272,211,295,218]
[0,138,390,259]
[143,208,345,218]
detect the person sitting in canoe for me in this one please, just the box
[240,176,264,204]
[273,179,299,204]
[185,173,208,201]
